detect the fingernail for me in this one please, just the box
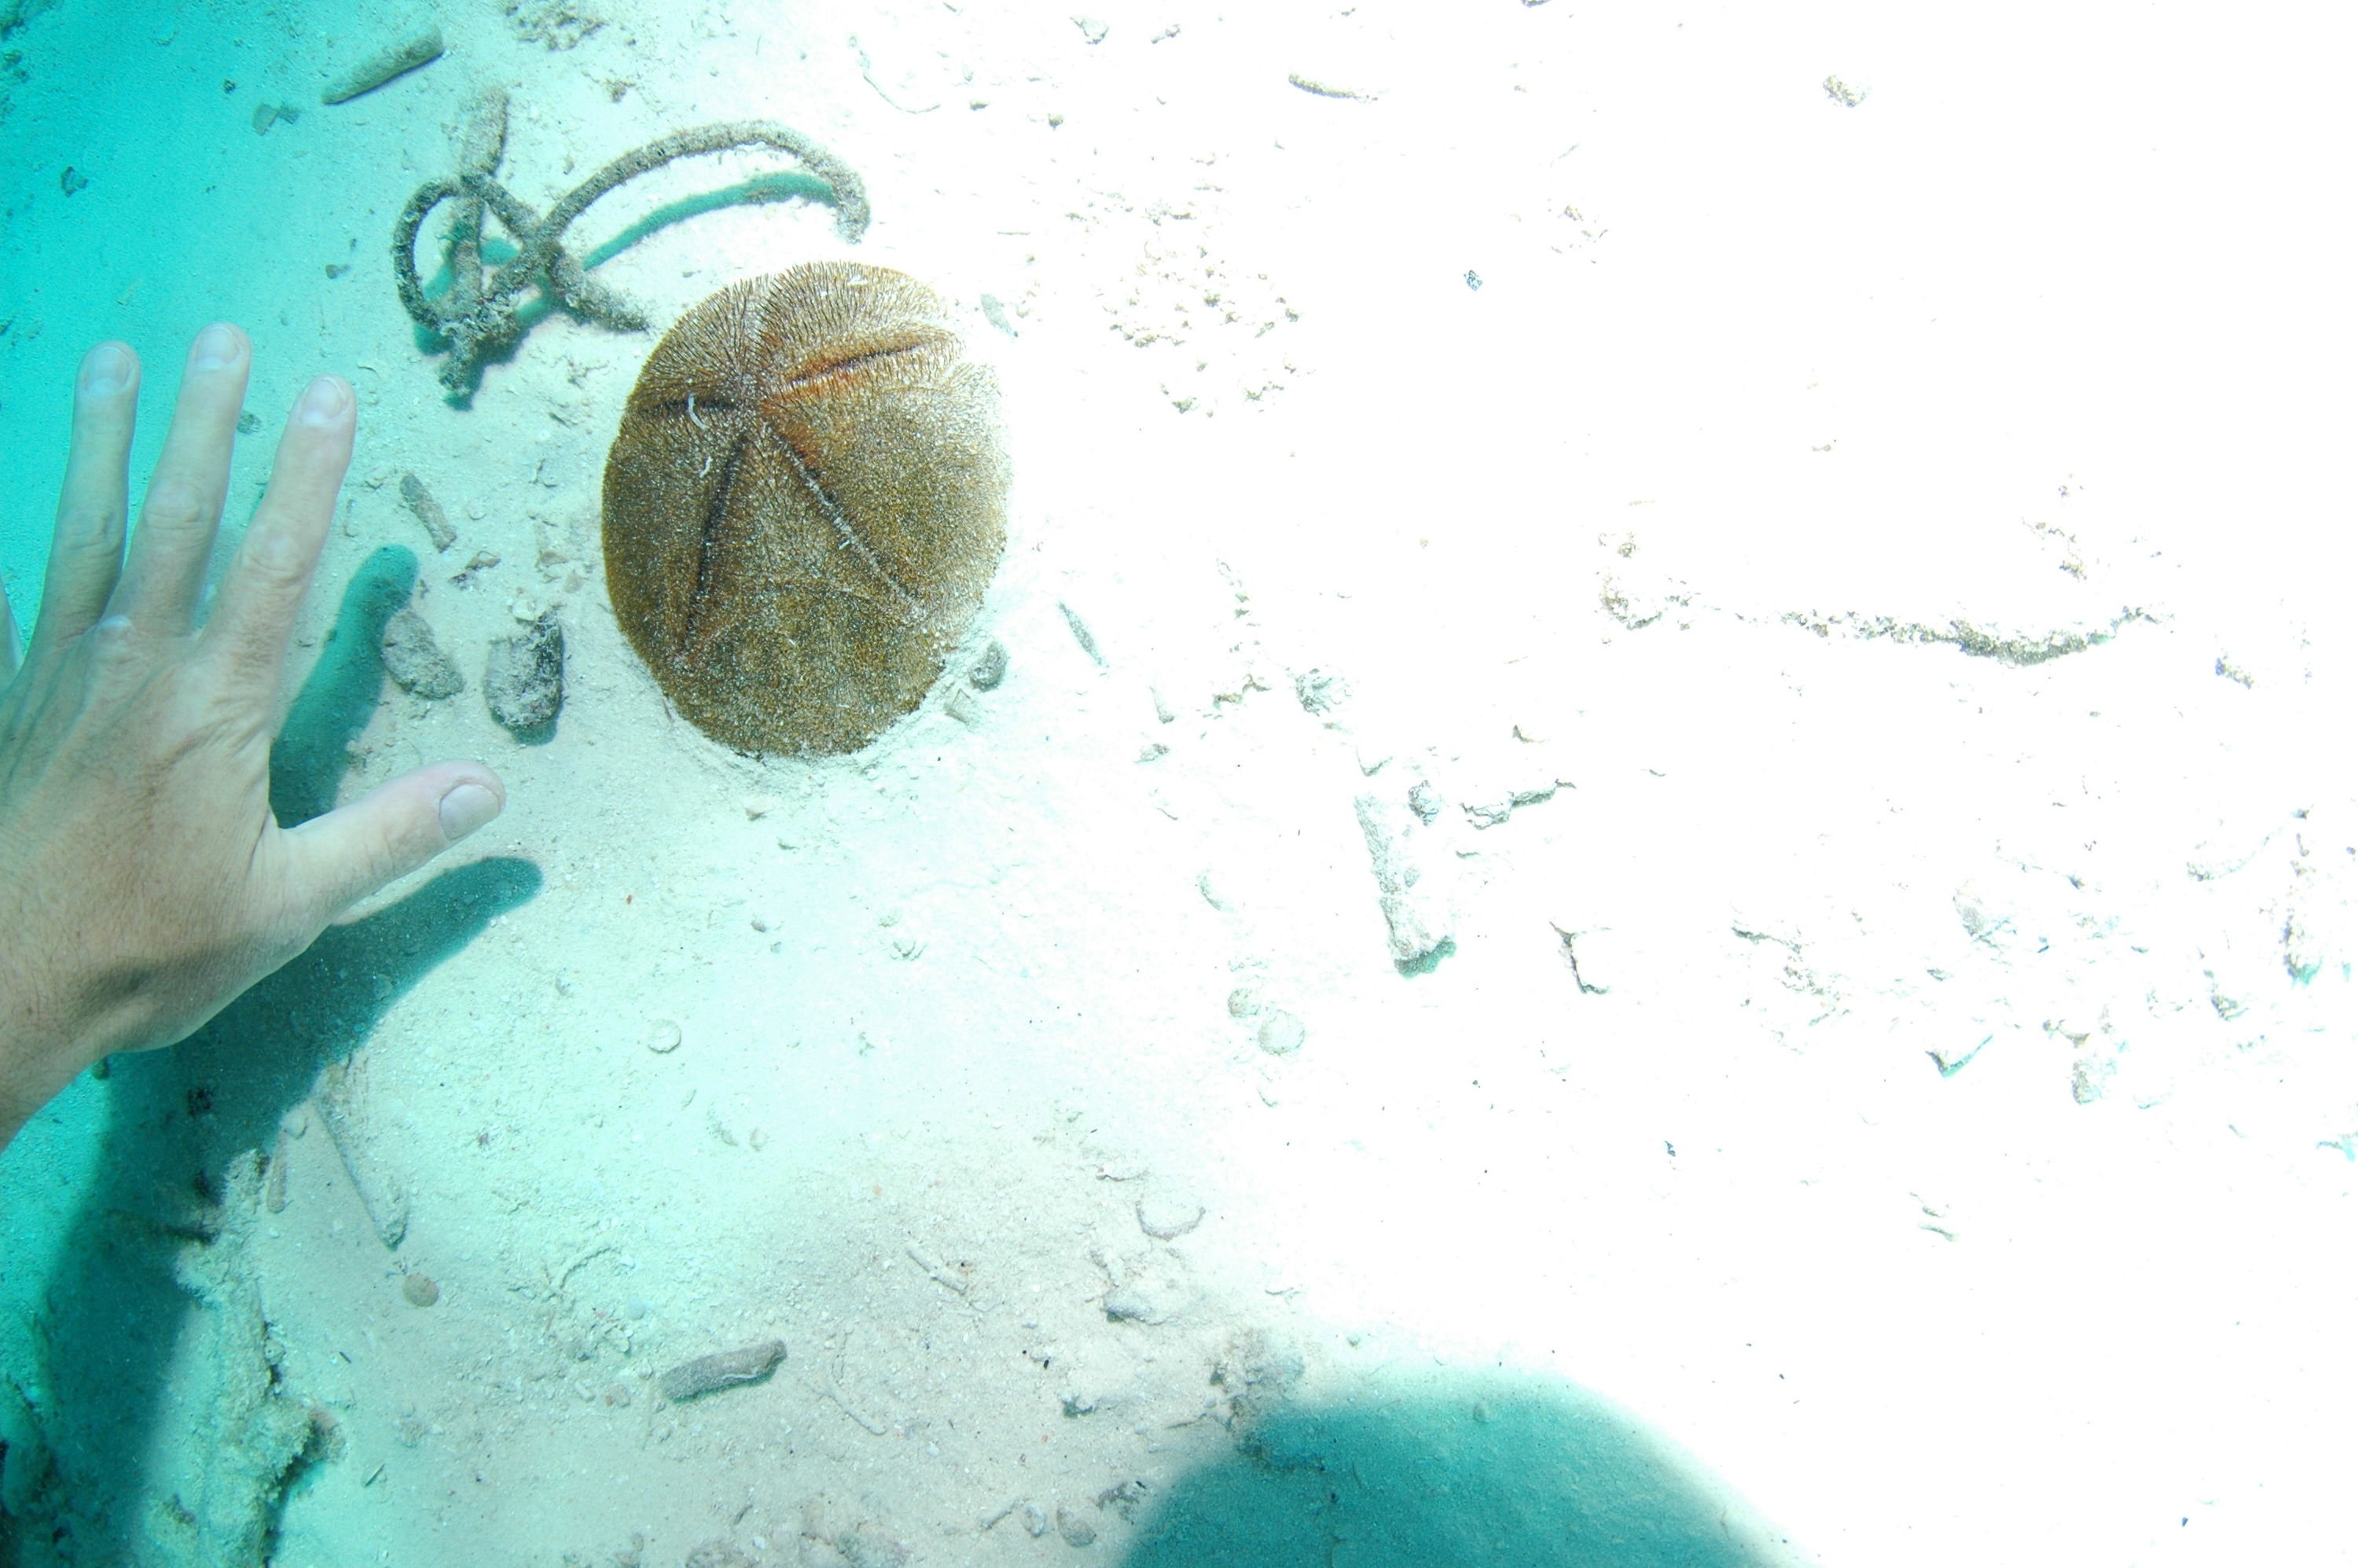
[193,321,243,369]
[437,781,501,843]
[82,343,131,398]
[296,375,350,425]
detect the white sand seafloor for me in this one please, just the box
[3,1,2356,1564]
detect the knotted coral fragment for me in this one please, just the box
[392,91,870,397]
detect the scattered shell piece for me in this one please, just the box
[1287,71,1376,101]
[380,607,465,699]
[1952,882,2004,944]
[643,1019,683,1054]
[507,0,606,49]
[1137,1195,1205,1240]
[484,611,564,732]
[1293,668,1347,714]
[828,1522,909,1567]
[1056,1507,1097,1548]
[1102,1286,1166,1324]
[1256,1010,1306,1056]
[1059,601,1105,667]
[682,1539,752,1568]
[1552,923,1622,995]
[1354,794,1453,968]
[399,472,457,551]
[401,1272,440,1308]
[1196,870,1232,912]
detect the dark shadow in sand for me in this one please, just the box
[1114,1370,1809,1568]
[17,546,540,1562]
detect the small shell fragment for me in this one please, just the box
[1137,1195,1205,1240]
[1256,1009,1306,1056]
[399,472,457,551]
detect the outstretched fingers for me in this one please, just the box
[106,322,250,636]
[27,341,143,663]
[199,376,355,706]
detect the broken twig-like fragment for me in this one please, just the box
[314,1056,410,1249]
[322,27,444,105]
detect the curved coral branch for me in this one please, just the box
[390,175,466,331]
[392,118,869,399]
[539,119,869,244]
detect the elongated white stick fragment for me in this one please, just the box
[322,27,445,105]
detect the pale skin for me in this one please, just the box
[0,325,506,1151]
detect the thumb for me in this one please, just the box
[278,762,507,922]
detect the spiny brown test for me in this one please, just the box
[603,264,1008,754]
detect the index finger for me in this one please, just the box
[196,375,356,708]
[20,340,141,673]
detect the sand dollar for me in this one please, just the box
[602,263,1008,754]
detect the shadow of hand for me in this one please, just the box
[15,545,542,1562]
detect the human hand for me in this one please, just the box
[0,325,505,1149]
